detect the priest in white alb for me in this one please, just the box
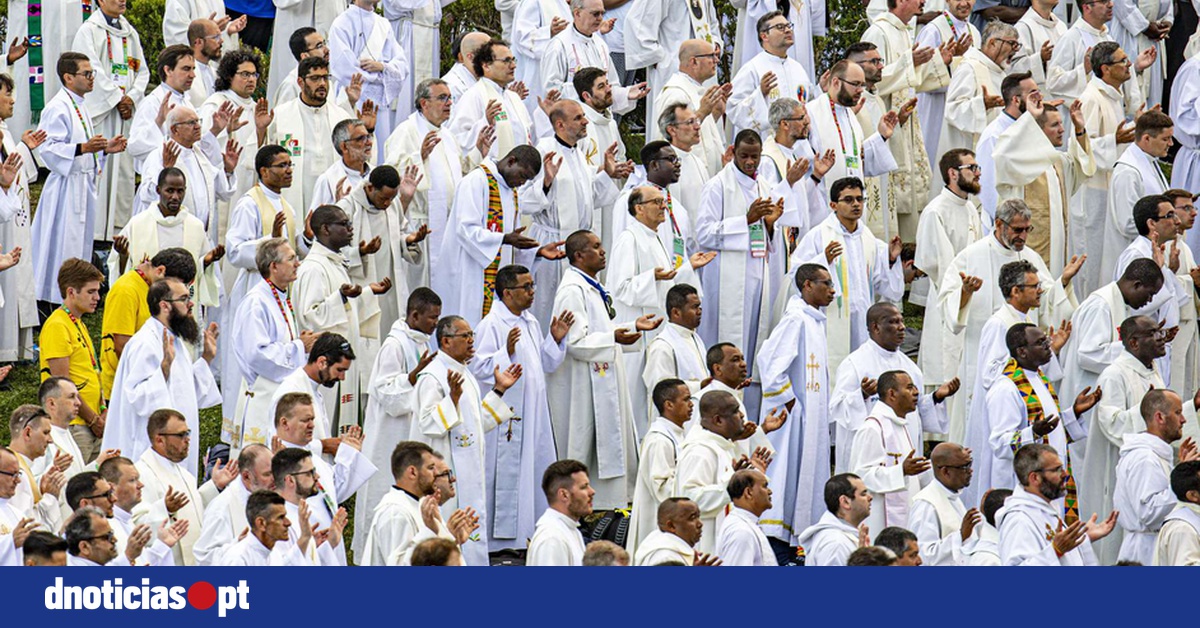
[309,119,372,213]
[653,40,728,176]
[728,11,815,138]
[328,0,409,161]
[915,0,980,169]
[446,41,537,161]
[1010,0,1067,87]
[937,21,1014,160]
[625,0,720,127]
[660,104,718,220]
[541,0,646,113]
[0,76,41,362]
[909,443,980,566]
[1103,110,1175,271]
[382,0,444,123]
[1172,58,1200,252]
[511,0,570,109]
[199,49,261,239]
[1109,0,1171,106]
[975,72,1039,223]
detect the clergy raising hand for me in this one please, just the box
[1072,385,1103,417]
[162,140,182,168]
[932,377,961,403]
[222,138,243,174]
[762,407,788,434]
[254,97,273,145]
[958,272,984,309]
[1061,254,1085,286]
[746,197,777,224]
[694,552,723,567]
[448,370,465,407]
[271,211,288,238]
[690,251,717,270]
[860,377,878,399]
[448,507,481,546]
[164,484,191,514]
[896,97,917,126]
[359,236,382,256]
[0,152,23,189]
[825,240,844,263]
[161,328,178,379]
[506,327,522,356]
[877,110,899,140]
[494,363,524,393]
[1084,511,1119,542]
[340,284,364,299]
[202,322,218,363]
[550,310,575,343]
[601,142,634,179]
[503,226,540,249]
[1049,321,1073,354]
[371,277,393,295]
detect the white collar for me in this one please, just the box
[867,399,908,426]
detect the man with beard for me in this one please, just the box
[634,497,718,566]
[66,469,187,566]
[293,206,390,432]
[190,444,274,565]
[64,504,184,567]
[329,0,409,159]
[111,170,224,310]
[186,19,223,106]
[831,302,957,473]
[309,119,372,212]
[200,49,264,239]
[447,40,535,162]
[542,0,647,113]
[267,447,345,566]
[104,277,220,474]
[653,40,730,175]
[415,315,522,565]
[915,0,980,171]
[527,459,594,566]
[806,60,898,213]
[575,68,626,174]
[914,149,986,390]
[272,395,367,563]
[659,105,715,223]
[909,443,982,566]
[218,489,316,566]
[265,57,360,216]
[939,21,1019,158]
[269,333,357,447]
[975,72,1039,222]
[1085,314,1168,563]
[993,91,1096,277]
[362,440,444,565]
[1114,389,1200,564]
[128,46,213,171]
[998,443,1117,565]
[936,199,1080,445]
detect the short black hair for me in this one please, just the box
[705,342,736,375]
[733,129,762,150]
[873,526,917,557]
[309,204,346,239]
[876,370,909,399]
[407,287,442,315]
[1005,322,1037,357]
[1000,71,1033,105]
[256,144,290,179]
[494,264,530,302]
[271,447,312,487]
[157,166,186,188]
[665,283,698,316]
[308,331,355,365]
[824,473,861,514]
[564,230,596,264]
[542,459,588,500]
[297,56,329,79]
[57,52,90,81]
[998,260,1037,301]
[65,471,104,511]
[23,530,68,562]
[794,262,828,290]
[639,140,672,167]
[289,27,319,60]
[982,488,1012,526]
[1134,194,1172,237]
[151,247,197,284]
[246,489,285,527]
[390,441,435,481]
[368,165,401,190]
[830,176,864,203]
[651,378,687,414]
[1171,460,1200,502]
[472,39,508,78]
[157,44,194,82]
[726,469,760,502]
[573,66,607,101]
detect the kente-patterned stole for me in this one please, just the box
[479,164,513,318]
[1002,358,1079,524]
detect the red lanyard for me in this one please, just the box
[266,280,295,341]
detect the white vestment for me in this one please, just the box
[266,97,356,215]
[526,507,586,566]
[654,73,725,176]
[851,401,930,531]
[627,417,686,558]
[510,0,571,108]
[909,480,970,566]
[1011,9,1068,87]
[633,529,695,566]
[1104,143,1171,273]
[192,479,250,566]
[915,13,982,170]
[267,0,346,101]
[1153,502,1200,565]
[675,427,737,554]
[542,27,636,115]
[625,0,721,129]
[1114,432,1177,564]
[134,137,237,244]
[381,0,445,123]
[806,93,898,204]
[1110,0,1171,106]
[938,47,1005,163]
[363,487,448,566]
[0,120,39,360]
[997,488,1098,565]
[1172,57,1200,259]
[329,4,409,160]
[974,112,1018,223]
[795,510,858,566]
[446,77,537,161]
[716,505,775,566]
[728,51,815,138]
[132,449,220,566]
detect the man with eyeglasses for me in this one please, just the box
[267,57,362,217]
[164,1,246,49]
[449,40,538,164]
[1108,0,1171,107]
[132,105,241,241]
[269,0,344,106]
[190,445,273,564]
[29,53,127,307]
[938,199,1080,445]
[998,442,1117,565]
[329,0,410,160]
[1071,41,1145,296]
[729,0,819,78]
[414,315,522,565]
[105,277,220,473]
[1105,110,1175,271]
[269,332,356,447]
[1048,0,1154,119]
[70,0,148,244]
[1164,189,1200,395]
[940,21,1019,159]
[909,443,982,566]
[658,104,716,216]
[0,446,41,566]
[1111,195,1185,380]
[729,11,815,139]
[274,28,354,108]
[66,469,184,566]
[627,0,721,127]
[187,19,224,107]
[133,408,238,565]
[268,446,349,566]
[1171,59,1200,239]
[65,504,184,566]
[542,0,646,117]
[981,323,1096,513]
[652,41,728,171]
[385,79,491,292]
[200,50,264,232]
[6,405,67,533]
[994,90,1095,278]
[915,148,985,388]
[1081,314,1166,562]
[309,118,373,213]
[129,45,230,173]
[111,171,223,312]
[469,264,573,552]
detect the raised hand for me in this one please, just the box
[901,450,932,476]
[537,89,562,117]
[125,524,152,562]
[1180,437,1200,463]
[359,99,378,131]
[877,110,899,140]
[1068,99,1085,134]
[340,283,363,299]
[506,327,522,356]
[694,552,723,567]
[860,377,878,399]
[52,448,74,472]
[39,468,66,497]
[420,130,441,162]
[399,164,424,206]
[1072,385,1102,416]
[494,364,523,394]
[759,71,778,97]
[158,518,189,548]
[161,328,177,380]
[896,97,918,126]
[0,152,22,189]
[857,523,871,548]
[296,499,313,550]
[211,100,237,135]
[420,492,442,531]
[653,266,678,281]
[6,37,28,65]
[982,86,1004,109]
[1084,511,1118,542]
[825,240,844,263]
[1032,414,1061,437]
[762,407,788,434]
[550,15,569,36]
[449,507,480,545]
[341,425,364,451]
[254,97,274,131]
[690,251,717,270]
[1049,320,1072,355]
[1135,46,1157,72]
[211,457,239,490]
[162,141,181,168]
[536,239,566,260]
[227,105,248,134]
[503,225,539,249]
[347,73,364,109]
[370,277,393,295]
[507,81,530,100]
[1040,39,1054,62]
[11,518,37,549]
[785,156,811,185]
[271,210,286,237]
[550,310,575,343]
[541,151,562,187]
[359,235,383,256]
[960,507,983,542]
[222,138,243,173]
[599,17,617,34]
[448,370,464,407]
[406,224,432,245]
[813,148,836,179]
[155,96,176,128]
[911,43,935,66]
[202,322,218,363]
[21,129,47,150]
[476,124,496,156]
[636,314,663,332]
[1062,254,1085,285]
[408,350,437,386]
[934,377,961,402]
[485,99,503,125]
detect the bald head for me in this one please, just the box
[461,32,490,58]
[680,39,714,63]
[866,302,900,328]
[931,442,965,468]
[656,497,693,525]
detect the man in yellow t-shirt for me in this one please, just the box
[99,248,198,399]
[39,258,106,463]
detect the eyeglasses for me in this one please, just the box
[235,70,261,79]
[426,94,452,103]
[511,283,536,292]
[1155,211,1177,220]
[840,79,866,89]
[346,135,372,145]
[668,118,701,128]
[159,430,192,439]
[493,57,517,65]
[1105,57,1132,66]
[69,70,96,79]
[289,468,317,479]
[204,33,223,41]
[995,38,1022,50]
[0,468,22,479]
[443,332,475,339]
[1035,465,1065,475]
[652,154,681,164]
[638,198,668,207]
[1004,224,1035,234]
[956,164,981,173]
[306,41,327,52]
[329,220,353,228]
[692,52,720,60]
[780,117,807,123]
[84,531,117,544]
[164,294,192,304]
[809,278,835,288]
[434,469,456,482]
[83,489,115,501]
[762,21,794,32]
[1018,282,1044,291]
[837,195,865,204]
[1083,0,1113,4]
[303,74,331,83]
[1133,329,1170,341]
[266,162,295,170]
[943,462,973,471]
[859,57,885,66]
[171,120,201,128]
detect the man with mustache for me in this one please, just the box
[268,332,357,448]
[998,442,1117,565]
[940,21,1020,156]
[909,443,982,566]
[105,277,220,473]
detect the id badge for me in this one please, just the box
[845,154,861,171]
[673,236,686,269]
[749,223,767,258]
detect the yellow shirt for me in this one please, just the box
[39,308,101,426]
[100,270,150,400]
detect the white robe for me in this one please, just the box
[654,72,725,176]
[1011,9,1068,87]
[192,479,250,566]
[381,0,445,124]
[628,417,685,559]
[328,4,409,160]
[633,529,695,566]
[1059,281,1144,408]
[134,137,238,243]
[728,51,815,138]
[1153,502,1200,565]
[830,339,948,473]
[267,0,346,101]
[546,267,639,509]
[111,207,218,309]
[938,235,1078,445]
[128,84,205,172]
[363,487,446,566]
[914,188,985,383]
[526,507,586,566]
[716,505,775,566]
[795,510,858,566]
[675,427,737,554]
[162,0,237,47]
[642,322,707,429]
[938,47,1005,164]
[383,111,481,290]
[669,144,716,228]
[756,295,830,543]
[353,319,430,557]
[0,498,25,566]
[268,368,333,446]
[909,480,970,566]
[414,352,515,566]
[974,112,1018,223]
[1104,143,1171,274]
[0,120,39,361]
[217,534,313,566]
[30,88,105,303]
[624,0,721,129]
[915,13,982,171]
[1172,57,1200,260]
[1110,0,1171,106]
[730,0,820,78]
[72,12,149,241]
[309,160,367,213]
[1113,235,1184,384]
[1114,432,1176,565]
[442,63,476,103]
[806,93,898,202]
[132,448,221,566]
[541,26,636,115]
[200,89,259,242]
[791,214,904,376]
[3,0,84,135]
[524,135,615,326]
[103,317,221,475]
[469,301,566,551]
[851,401,930,531]
[510,0,571,108]
[997,488,1098,565]
[266,97,356,216]
[279,437,376,551]
[446,77,536,161]
[1083,351,1164,564]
